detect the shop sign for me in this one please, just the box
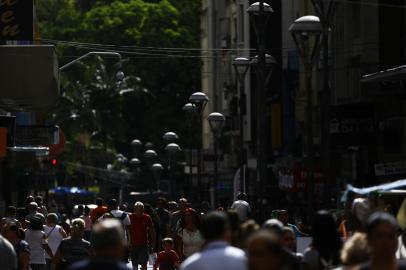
[15,125,59,146]
[330,118,374,134]
[375,162,406,177]
[0,0,33,41]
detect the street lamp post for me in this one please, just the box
[143,149,158,200]
[289,15,323,219]
[233,57,250,193]
[131,139,143,157]
[59,52,124,81]
[116,154,128,205]
[152,163,164,192]
[312,0,335,204]
[183,102,198,198]
[208,112,226,206]
[247,1,274,218]
[189,92,209,202]
[165,143,182,198]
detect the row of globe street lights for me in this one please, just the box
[232,1,329,218]
[183,92,226,206]
[113,132,182,205]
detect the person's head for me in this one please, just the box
[181,208,200,229]
[96,197,103,207]
[278,210,289,225]
[35,196,43,206]
[71,218,85,238]
[201,201,211,213]
[78,204,84,213]
[144,203,156,218]
[240,220,260,247]
[25,196,34,205]
[227,210,241,233]
[237,192,247,201]
[28,202,38,213]
[262,219,284,241]
[6,206,16,217]
[366,211,399,260]
[312,210,342,263]
[27,216,43,231]
[200,211,231,243]
[2,222,24,242]
[167,201,178,213]
[247,231,284,270]
[107,199,118,211]
[84,206,91,216]
[91,219,126,260]
[162,237,174,251]
[46,213,59,226]
[134,201,144,215]
[341,232,369,266]
[156,197,167,209]
[178,198,188,211]
[281,227,296,252]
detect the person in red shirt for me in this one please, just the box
[90,198,107,223]
[153,237,180,270]
[129,201,156,270]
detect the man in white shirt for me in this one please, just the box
[231,193,251,222]
[180,211,247,270]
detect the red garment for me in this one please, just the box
[90,206,107,222]
[154,250,180,270]
[129,213,153,246]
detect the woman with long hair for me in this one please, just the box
[303,210,342,270]
[176,208,204,259]
[24,216,53,270]
[52,218,91,270]
[2,222,30,270]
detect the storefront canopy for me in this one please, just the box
[361,65,406,83]
[0,45,59,111]
[51,187,94,196]
[341,179,406,202]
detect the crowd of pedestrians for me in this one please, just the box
[2,193,406,269]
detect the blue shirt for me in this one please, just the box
[180,241,247,270]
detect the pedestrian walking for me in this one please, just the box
[303,210,342,270]
[80,207,92,241]
[176,208,204,259]
[231,193,251,222]
[100,199,131,237]
[156,197,171,240]
[180,211,247,270]
[44,213,67,270]
[1,206,21,228]
[153,238,180,270]
[67,219,131,270]
[129,201,156,270]
[281,227,303,261]
[338,232,369,269]
[35,196,48,216]
[52,218,92,270]
[0,234,17,270]
[24,216,53,270]
[25,202,46,225]
[360,212,406,270]
[90,198,107,223]
[2,222,30,270]
[169,198,188,237]
[144,203,160,253]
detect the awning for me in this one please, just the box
[0,45,59,111]
[361,65,406,83]
[341,179,406,202]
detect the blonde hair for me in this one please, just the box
[341,232,370,266]
[71,218,85,234]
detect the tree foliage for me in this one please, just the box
[36,0,201,163]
